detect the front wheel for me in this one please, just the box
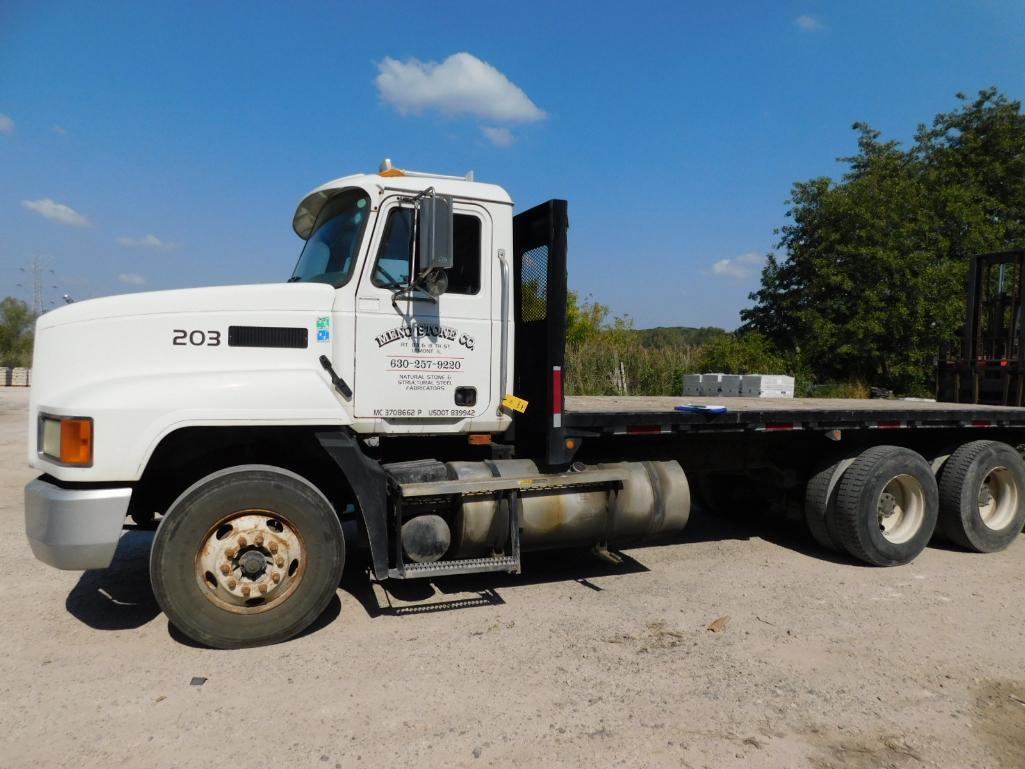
[150,465,345,649]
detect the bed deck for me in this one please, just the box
[564,396,1025,434]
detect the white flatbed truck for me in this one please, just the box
[24,161,1025,648]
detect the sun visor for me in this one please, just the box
[292,177,366,240]
[292,189,334,240]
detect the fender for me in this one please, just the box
[315,430,391,580]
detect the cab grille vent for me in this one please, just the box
[227,326,308,349]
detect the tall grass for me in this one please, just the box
[565,333,871,399]
[565,335,702,395]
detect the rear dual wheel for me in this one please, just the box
[805,447,937,564]
[936,440,1025,553]
[806,441,1025,566]
[833,446,938,566]
[804,454,857,552]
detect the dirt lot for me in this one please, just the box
[2,387,1024,769]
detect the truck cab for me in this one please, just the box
[289,162,515,435]
[25,161,613,649]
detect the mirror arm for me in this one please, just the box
[389,284,438,312]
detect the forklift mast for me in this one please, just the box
[938,249,1025,406]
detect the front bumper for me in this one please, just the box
[25,478,131,570]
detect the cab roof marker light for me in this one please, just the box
[378,158,475,182]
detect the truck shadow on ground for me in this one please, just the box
[64,506,866,641]
[681,505,859,566]
[65,529,160,631]
[340,547,653,619]
[342,507,862,619]
[64,527,342,647]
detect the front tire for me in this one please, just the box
[936,440,1025,553]
[150,465,345,649]
[834,446,938,566]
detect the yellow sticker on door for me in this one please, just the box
[501,394,529,413]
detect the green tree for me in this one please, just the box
[0,297,35,367]
[742,89,1025,394]
[695,331,788,376]
[566,290,611,345]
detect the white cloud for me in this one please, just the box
[375,52,546,123]
[21,198,91,227]
[794,15,822,31]
[0,114,14,134]
[116,234,176,249]
[711,252,764,280]
[481,126,514,147]
[117,272,146,286]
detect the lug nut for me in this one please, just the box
[275,556,285,568]
[258,583,268,595]
[271,572,281,584]
[255,533,264,545]
[226,547,238,559]
[227,578,237,589]
[269,542,279,554]
[219,563,230,576]
[238,535,248,547]
[241,585,251,597]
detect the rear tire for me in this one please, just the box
[936,440,1025,553]
[834,446,938,566]
[804,455,857,552]
[150,464,345,649]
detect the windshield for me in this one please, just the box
[289,189,371,286]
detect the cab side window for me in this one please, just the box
[371,209,481,294]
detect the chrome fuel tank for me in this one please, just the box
[446,460,690,557]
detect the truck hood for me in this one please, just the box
[37,283,337,330]
[28,280,349,481]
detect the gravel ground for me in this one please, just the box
[2,386,1024,769]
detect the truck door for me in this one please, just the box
[353,197,493,421]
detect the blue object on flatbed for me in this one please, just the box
[674,404,728,414]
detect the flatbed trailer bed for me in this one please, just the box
[565,396,1025,434]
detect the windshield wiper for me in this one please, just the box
[287,276,302,283]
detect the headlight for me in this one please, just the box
[39,415,93,466]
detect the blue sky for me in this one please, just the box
[1,1,1023,329]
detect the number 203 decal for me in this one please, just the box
[172,329,221,346]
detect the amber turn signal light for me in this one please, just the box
[59,418,93,465]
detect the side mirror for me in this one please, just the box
[418,194,454,274]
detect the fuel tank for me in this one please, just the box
[446,459,690,557]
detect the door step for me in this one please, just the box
[388,555,519,580]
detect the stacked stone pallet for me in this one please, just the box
[2,367,32,386]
